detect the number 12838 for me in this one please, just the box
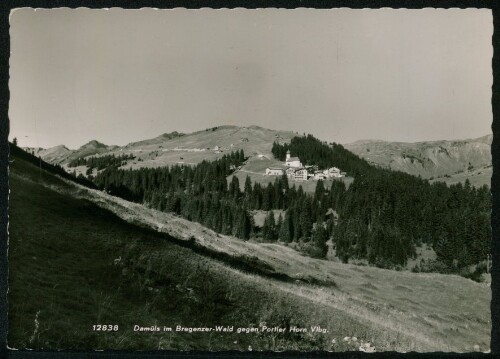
[92,324,119,331]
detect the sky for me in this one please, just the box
[9,8,493,149]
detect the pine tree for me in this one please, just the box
[312,221,329,258]
[279,212,292,242]
[315,179,325,201]
[276,213,283,241]
[244,175,252,199]
[300,197,313,240]
[262,210,276,241]
[230,176,240,198]
[262,184,272,210]
[293,206,302,241]
[235,209,252,240]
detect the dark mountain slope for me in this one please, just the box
[9,154,303,350]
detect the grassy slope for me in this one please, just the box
[344,136,492,187]
[429,166,492,188]
[9,157,355,351]
[58,126,301,188]
[59,126,297,171]
[8,155,491,352]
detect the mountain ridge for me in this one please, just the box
[25,125,492,187]
[345,134,492,146]
[344,134,492,187]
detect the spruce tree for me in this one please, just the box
[313,221,329,258]
[315,179,325,201]
[235,210,252,240]
[262,210,276,241]
[276,213,283,241]
[230,176,240,198]
[300,197,313,239]
[279,212,292,243]
[244,175,252,199]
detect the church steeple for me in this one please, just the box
[286,149,291,161]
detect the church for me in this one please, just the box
[285,150,302,168]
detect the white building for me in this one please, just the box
[314,171,327,180]
[294,168,308,181]
[286,167,308,181]
[285,150,302,168]
[324,167,344,178]
[265,167,284,176]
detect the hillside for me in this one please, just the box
[33,125,295,169]
[344,135,492,187]
[30,126,349,193]
[8,148,491,352]
[35,125,346,193]
[28,128,491,272]
[29,126,312,191]
[23,140,113,165]
[27,144,71,164]
[31,126,492,188]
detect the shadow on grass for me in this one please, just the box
[89,203,337,289]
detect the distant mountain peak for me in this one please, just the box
[80,140,108,149]
[44,144,70,152]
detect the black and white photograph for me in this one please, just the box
[7,7,493,352]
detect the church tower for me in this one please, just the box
[286,149,291,161]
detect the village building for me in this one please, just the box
[286,167,308,181]
[313,171,327,180]
[294,168,308,181]
[285,150,302,168]
[324,167,344,178]
[265,167,284,176]
[264,147,345,181]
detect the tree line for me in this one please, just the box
[93,149,253,240]
[68,153,135,171]
[49,134,490,273]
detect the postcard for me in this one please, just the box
[7,7,492,353]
